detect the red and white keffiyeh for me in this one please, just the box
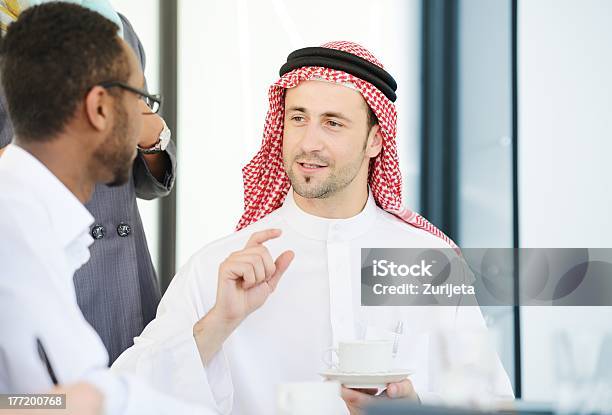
[237,41,458,251]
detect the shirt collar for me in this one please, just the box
[278,187,378,241]
[3,145,94,249]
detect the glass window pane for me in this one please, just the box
[457,0,516,392]
[518,0,612,401]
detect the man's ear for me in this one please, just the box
[84,86,112,132]
[365,124,382,158]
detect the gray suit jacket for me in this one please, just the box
[0,15,174,364]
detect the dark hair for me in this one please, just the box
[366,105,378,130]
[0,3,130,141]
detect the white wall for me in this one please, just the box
[175,0,422,266]
[518,0,612,401]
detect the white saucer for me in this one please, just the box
[318,369,412,389]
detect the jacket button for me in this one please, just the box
[117,223,131,237]
[91,225,105,240]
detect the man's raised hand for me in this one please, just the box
[214,229,294,323]
[194,229,294,365]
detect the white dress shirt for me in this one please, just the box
[0,145,217,415]
[113,188,514,414]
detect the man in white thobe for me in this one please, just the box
[113,41,514,414]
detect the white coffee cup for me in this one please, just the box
[277,381,341,415]
[323,340,393,373]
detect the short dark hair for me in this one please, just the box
[366,105,378,130]
[0,3,130,141]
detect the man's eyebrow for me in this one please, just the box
[286,106,307,113]
[286,106,352,123]
[321,111,352,123]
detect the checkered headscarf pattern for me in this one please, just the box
[237,41,458,251]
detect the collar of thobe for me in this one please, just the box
[1,144,94,250]
[278,188,378,241]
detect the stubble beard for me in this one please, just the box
[285,150,367,199]
[94,104,134,187]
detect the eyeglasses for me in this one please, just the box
[98,81,162,114]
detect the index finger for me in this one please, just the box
[244,229,282,248]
